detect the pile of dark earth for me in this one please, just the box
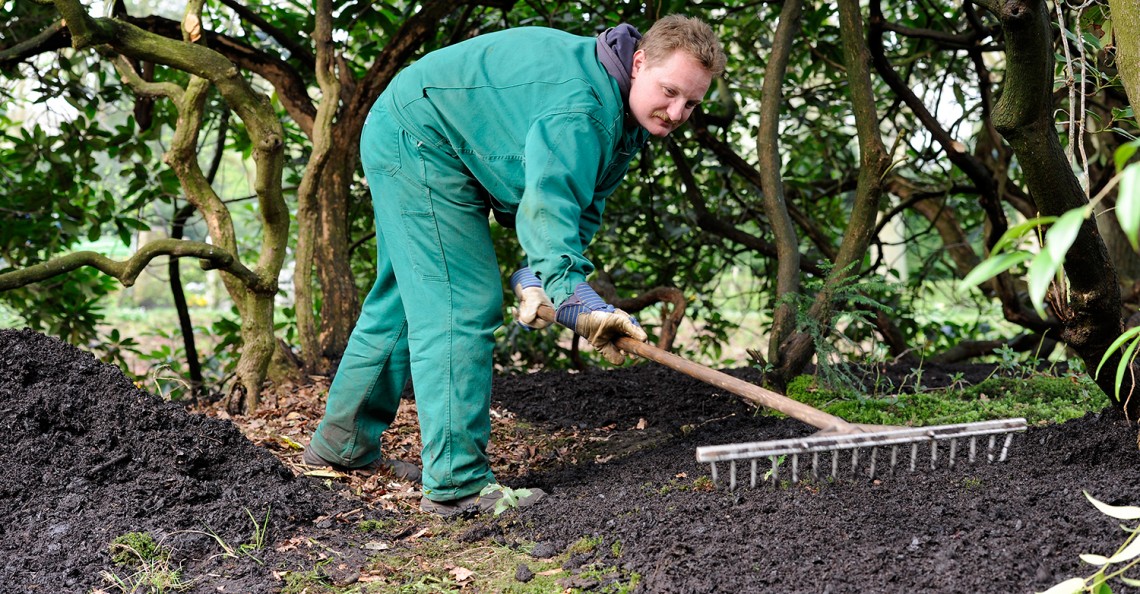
[0,328,380,593]
[3,327,1140,593]
[490,363,1140,593]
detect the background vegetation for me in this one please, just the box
[2,0,1139,415]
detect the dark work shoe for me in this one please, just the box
[420,485,546,517]
[302,447,422,483]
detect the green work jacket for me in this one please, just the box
[382,27,650,307]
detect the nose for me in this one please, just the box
[666,100,687,123]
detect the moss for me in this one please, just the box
[109,532,164,566]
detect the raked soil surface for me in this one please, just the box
[2,327,1139,593]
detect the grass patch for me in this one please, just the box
[102,532,191,593]
[784,373,1105,427]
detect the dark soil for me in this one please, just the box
[3,327,1140,593]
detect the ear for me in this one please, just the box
[631,49,647,77]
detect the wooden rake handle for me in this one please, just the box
[536,305,855,433]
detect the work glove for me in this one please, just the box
[555,282,647,365]
[510,267,554,330]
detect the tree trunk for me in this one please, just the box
[293,0,339,373]
[50,0,289,411]
[1108,0,1140,127]
[756,0,804,366]
[975,0,1133,418]
[774,0,892,385]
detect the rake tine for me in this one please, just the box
[999,433,1013,462]
[695,419,1028,489]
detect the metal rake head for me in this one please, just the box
[695,418,1028,490]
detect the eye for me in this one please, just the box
[663,87,677,97]
[685,101,699,110]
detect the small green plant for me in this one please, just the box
[358,518,394,533]
[961,476,982,489]
[241,507,271,554]
[192,508,271,565]
[103,532,190,593]
[763,455,787,481]
[611,540,623,558]
[691,476,714,492]
[567,535,605,555]
[479,483,536,516]
[110,532,164,567]
[1040,491,1140,593]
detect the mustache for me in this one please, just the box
[652,111,677,125]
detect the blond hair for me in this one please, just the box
[637,15,726,77]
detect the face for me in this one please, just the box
[628,49,714,137]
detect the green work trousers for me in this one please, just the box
[309,101,501,502]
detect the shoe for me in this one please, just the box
[301,447,423,483]
[420,485,546,517]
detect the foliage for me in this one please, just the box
[478,483,536,517]
[103,532,190,593]
[784,372,1103,427]
[781,262,895,390]
[1040,492,1140,594]
[109,532,165,567]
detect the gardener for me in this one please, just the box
[303,15,726,517]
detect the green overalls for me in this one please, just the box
[309,27,649,501]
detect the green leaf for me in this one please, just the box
[993,216,1057,254]
[1080,553,1109,566]
[1036,577,1086,594]
[1114,140,1140,174]
[1114,337,1140,403]
[1106,535,1140,564]
[1027,251,1059,317]
[1085,490,1140,520]
[1119,576,1140,587]
[1118,162,1140,251]
[960,251,1033,291]
[1095,326,1140,379]
[1044,207,1088,263]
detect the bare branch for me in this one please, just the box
[0,239,260,291]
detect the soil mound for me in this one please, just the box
[492,364,1140,593]
[0,328,343,592]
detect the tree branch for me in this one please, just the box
[0,239,259,291]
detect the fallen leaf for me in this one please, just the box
[364,541,391,551]
[450,566,474,582]
[407,527,431,540]
[537,568,563,576]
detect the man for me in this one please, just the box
[303,15,726,516]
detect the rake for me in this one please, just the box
[625,339,1027,488]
